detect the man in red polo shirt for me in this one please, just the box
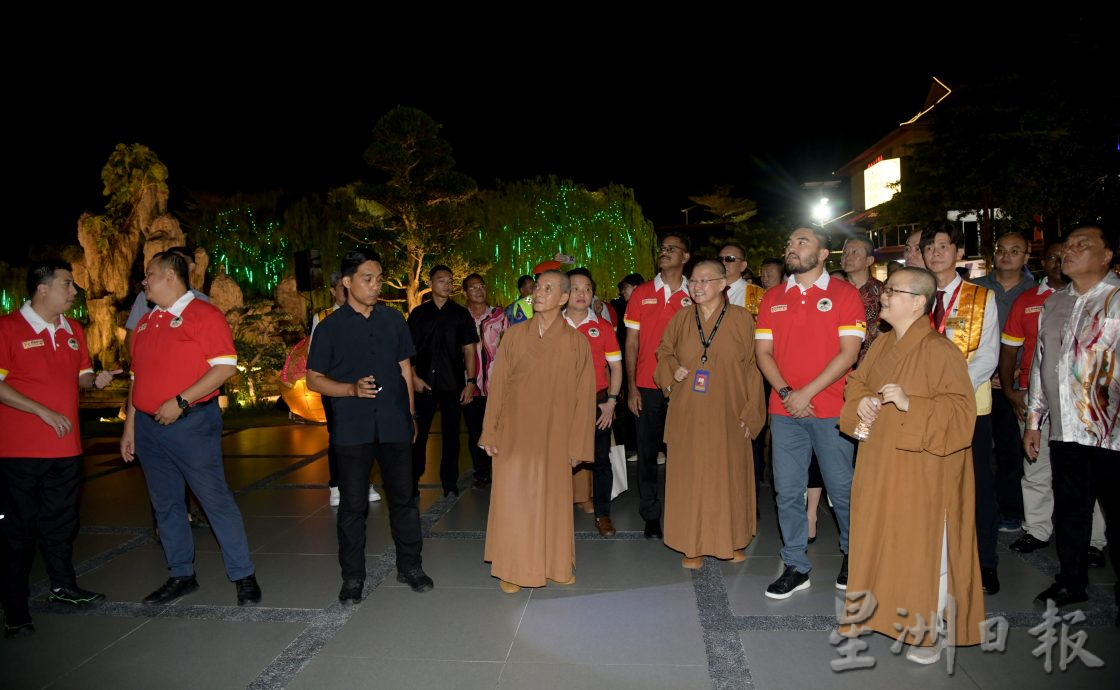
[625,231,692,539]
[120,251,261,607]
[0,259,118,638]
[755,226,864,599]
[565,269,623,537]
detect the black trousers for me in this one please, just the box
[324,396,339,488]
[412,389,463,494]
[635,387,668,521]
[972,414,999,570]
[0,456,82,615]
[1051,442,1119,597]
[336,441,421,580]
[990,389,1025,521]
[462,395,490,482]
[592,393,614,518]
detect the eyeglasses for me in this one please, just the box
[687,278,725,288]
[882,286,921,297]
[718,255,744,263]
[659,245,686,254]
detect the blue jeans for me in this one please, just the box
[770,415,854,574]
[136,404,255,581]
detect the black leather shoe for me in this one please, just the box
[835,554,849,590]
[1009,534,1050,553]
[338,579,365,604]
[235,574,262,606]
[1035,582,1088,607]
[981,568,1000,595]
[1087,546,1107,568]
[644,519,663,539]
[188,509,210,529]
[397,568,434,593]
[49,584,106,606]
[143,576,199,605]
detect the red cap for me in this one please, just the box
[532,260,563,276]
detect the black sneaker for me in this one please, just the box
[235,574,262,606]
[338,579,365,604]
[49,584,106,606]
[981,567,1000,595]
[765,565,811,600]
[835,555,849,591]
[396,568,434,593]
[644,519,663,539]
[143,576,199,605]
[1088,546,1107,568]
[1010,534,1050,553]
[2,608,34,639]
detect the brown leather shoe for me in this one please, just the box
[595,516,616,537]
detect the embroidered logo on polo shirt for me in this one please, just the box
[1025,306,1044,314]
[170,316,184,328]
[642,298,658,305]
[588,327,600,337]
[68,338,79,350]
[22,338,45,349]
[136,322,148,333]
[817,298,832,312]
[681,298,693,307]
[770,305,788,313]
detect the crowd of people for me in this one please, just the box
[1,223,1115,671]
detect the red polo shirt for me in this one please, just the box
[131,292,237,414]
[755,272,865,418]
[566,309,622,392]
[1001,280,1054,389]
[624,274,690,389]
[0,304,92,458]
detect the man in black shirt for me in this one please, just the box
[307,249,432,600]
[407,265,479,497]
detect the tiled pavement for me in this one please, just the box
[2,423,1117,689]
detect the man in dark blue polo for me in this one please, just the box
[307,249,432,602]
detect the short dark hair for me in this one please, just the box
[658,230,691,254]
[617,273,644,289]
[462,273,484,289]
[152,251,191,288]
[567,267,595,295]
[893,266,937,315]
[517,275,534,290]
[341,248,382,280]
[761,257,784,269]
[844,236,875,257]
[167,245,196,263]
[26,259,72,298]
[429,264,453,280]
[719,242,747,259]
[921,220,965,251]
[1068,223,1115,254]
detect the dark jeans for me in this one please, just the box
[324,396,339,488]
[991,389,1025,521]
[336,441,421,580]
[972,414,999,570]
[462,395,490,481]
[635,386,668,521]
[0,456,81,615]
[593,393,614,517]
[412,389,463,494]
[1051,442,1119,597]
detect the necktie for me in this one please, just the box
[932,289,946,329]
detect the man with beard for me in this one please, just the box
[755,226,864,599]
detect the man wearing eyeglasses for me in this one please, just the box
[624,232,692,539]
[973,232,1039,537]
[719,243,765,316]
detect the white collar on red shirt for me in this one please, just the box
[653,273,688,300]
[153,291,196,317]
[783,271,830,293]
[1037,277,1056,296]
[562,308,599,329]
[20,302,73,335]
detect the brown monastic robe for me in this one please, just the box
[481,317,596,587]
[653,304,766,559]
[839,321,984,646]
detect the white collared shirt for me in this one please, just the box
[783,270,831,294]
[20,302,74,350]
[726,277,747,307]
[152,291,197,317]
[562,308,599,329]
[653,273,688,302]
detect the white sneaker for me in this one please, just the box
[368,485,381,502]
[905,639,944,665]
[329,486,340,507]
[626,453,637,463]
[657,451,666,465]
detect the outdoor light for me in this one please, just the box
[812,198,830,223]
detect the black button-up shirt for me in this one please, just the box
[306,303,415,445]
[406,299,479,392]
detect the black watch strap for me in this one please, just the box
[176,394,190,410]
[778,386,792,401]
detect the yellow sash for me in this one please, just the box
[949,283,991,414]
[745,284,765,316]
[316,307,334,323]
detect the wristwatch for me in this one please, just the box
[411,412,420,420]
[176,394,190,410]
[606,393,619,402]
[778,386,793,401]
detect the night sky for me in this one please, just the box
[9,13,1110,260]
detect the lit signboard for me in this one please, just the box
[864,157,901,209]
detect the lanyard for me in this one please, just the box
[694,301,728,364]
[930,281,963,334]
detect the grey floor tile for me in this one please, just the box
[955,626,1120,689]
[30,532,134,586]
[740,629,983,689]
[387,538,494,589]
[221,424,328,456]
[322,586,530,661]
[185,553,341,609]
[252,515,396,556]
[74,547,194,604]
[498,661,711,689]
[134,515,303,555]
[0,613,146,689]
[79,469,160,528]
[725,555,847,617]
[982,552,1063,615]
[568,540,694,589]
[47,617,307,690]
[509,584,707,665]
[433,490,493,532]
[222,456,304,491]
[237,488,335,518]
[288,656,504,690]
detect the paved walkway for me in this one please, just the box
[2,423,1117,689]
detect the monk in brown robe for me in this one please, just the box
[839,267,983,666]
[654,259,765,568]
[481,270,596,593]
